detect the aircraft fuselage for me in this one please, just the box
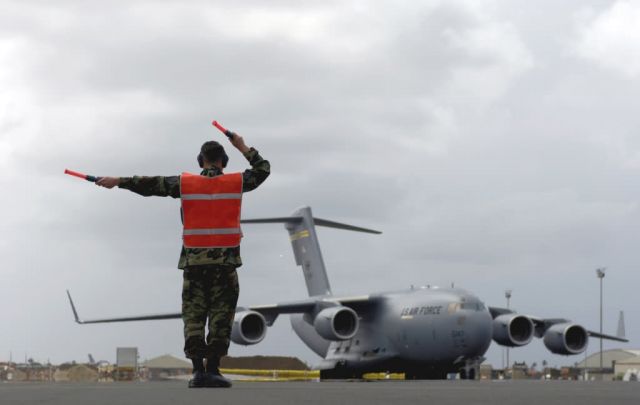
[382,287,492,362]
[312,286,493,377]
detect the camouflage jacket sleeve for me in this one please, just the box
[118,175,181,198]
[241,147,270,192]
[117,147,268,197]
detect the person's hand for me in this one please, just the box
[229,133,250,154]
[96,177,120,189]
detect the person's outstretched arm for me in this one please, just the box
[94,132,269,196]
[96,175,180,198]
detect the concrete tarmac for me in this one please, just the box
[1,380,639,405]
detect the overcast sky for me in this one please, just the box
[1,0,638,368]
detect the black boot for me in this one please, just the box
[188,358,206,388]
[204,357,232,388]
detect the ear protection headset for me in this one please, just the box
[197,150,229,168]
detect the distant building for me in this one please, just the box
[0,363,26,382]
[575,349,640,380]
[614,356,640,377]
[559,367,582,380]
[479,364,492,380]
[53,364,98,382]
[511,362,529,379]
[11,362,52,381]
[576,349,640,370]
[142,355,192,380]
[116,347,138,381]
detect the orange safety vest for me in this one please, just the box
[180,172,243,248]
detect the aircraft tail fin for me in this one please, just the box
[242,206,381,297]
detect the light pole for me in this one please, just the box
[596,268,606,371]
[505,289,512,372]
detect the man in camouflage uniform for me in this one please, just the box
[96,133,270,387]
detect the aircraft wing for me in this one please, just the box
[249,295,379,326]
[527,316,629,342]
[488,306,629,343]
[67,290,181,324]
[586,330,628,342]
[67,290,378,326]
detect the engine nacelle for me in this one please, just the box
[230,310,267,345]
[492,314,534,347]
[313,306,359,341]
[543,323,588,355]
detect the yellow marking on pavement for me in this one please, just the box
[220,369,405,382]
[220,369,319,378]
[236,377,319,382]
[363,373,405,380]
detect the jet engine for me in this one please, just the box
[313,306,359,341]
[492,314,534,347]
[230,310,267,345]
[543,323,588,355]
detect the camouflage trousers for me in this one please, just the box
[182,264,240,359]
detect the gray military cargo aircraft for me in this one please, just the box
[67,206,628,379]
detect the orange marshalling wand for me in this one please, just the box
[64,169,99,182]
[212,120,235,139]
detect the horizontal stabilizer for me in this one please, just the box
[313,218,381,234]
[241,217,303,225]
[241,216,381,234]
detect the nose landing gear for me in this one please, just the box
[459,357,482,380]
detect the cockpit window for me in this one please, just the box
[447,302,461,314]
[451,302,486,312]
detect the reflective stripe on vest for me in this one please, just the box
[183,228,241,235]
[180,172,243,248]
[182,193,242,200]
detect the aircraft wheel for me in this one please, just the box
[467,368,476,380]
[405,370,448,380]
[320,366,362,380]
[460,368,476,380]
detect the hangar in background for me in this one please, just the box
[142,355,191,380]
[576,349,640,378]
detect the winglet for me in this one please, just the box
[66,290,83,324]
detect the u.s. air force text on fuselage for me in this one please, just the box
[400,305,443,317]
